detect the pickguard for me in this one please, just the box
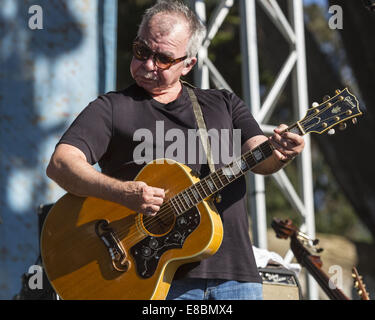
[130,207,200,278]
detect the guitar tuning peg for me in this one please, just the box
[339,122,347,130]
[327,128,335,135]
[335,89,341,95]
[352,118,358,125]
[323,95,331,102]
[354,281,359,288]
[312,102,319,108]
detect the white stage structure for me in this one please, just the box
[192,0,318,300]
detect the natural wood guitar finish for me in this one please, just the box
[41,160,223,300]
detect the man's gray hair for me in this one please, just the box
[138,0,206,64]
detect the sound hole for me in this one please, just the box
[141,205,175,235]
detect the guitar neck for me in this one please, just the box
[169,123,304,216]
[302,254,350,300]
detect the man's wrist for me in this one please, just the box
[279,156,295,165]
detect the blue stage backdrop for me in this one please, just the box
[0,0,117,299]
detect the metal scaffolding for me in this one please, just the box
[192,0,318,299]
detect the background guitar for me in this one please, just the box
[352,267,370,300]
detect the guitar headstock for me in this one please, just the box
[352,267,370,300]
[271,218,297,239]
[272,218,351,300]
[298,88,362,135]
[271,218,324,264]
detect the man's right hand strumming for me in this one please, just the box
[47,144,164,216]
[120,181,165,216]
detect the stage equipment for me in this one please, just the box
[259,264,302,300]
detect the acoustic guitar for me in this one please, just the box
[41,88,361,299]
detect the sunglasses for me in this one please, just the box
[132,38,188,70]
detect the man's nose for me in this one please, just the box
[143,54,157,71]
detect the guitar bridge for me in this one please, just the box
[95,220,130,272]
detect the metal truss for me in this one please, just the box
[192,0,318,299]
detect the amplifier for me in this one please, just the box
[259,265,302,300]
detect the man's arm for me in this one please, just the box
[241,124,305,175]
[46,143,164,215]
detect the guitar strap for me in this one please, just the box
[185,84,216,174]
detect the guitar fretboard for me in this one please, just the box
[168,140,272,215]
[168,123,303,216]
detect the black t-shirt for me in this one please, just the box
[58,83,263,283]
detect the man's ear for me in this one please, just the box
[181,57,197,76]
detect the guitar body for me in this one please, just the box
[41,159,223,300]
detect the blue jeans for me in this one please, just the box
[166,278,263,300]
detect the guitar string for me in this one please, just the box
[122,97,350,243]
[117,143,264,242]
[57,100,354,263]
[138,96,351,235]
[119,97,349,248]
[110,99,351,248]
[112,146,264,248]
[113,143,271,248]
[115,97,360,250]
[116,141,271,244]
[108,98,353,247]
[114,176,228,247]
[132,98,355,245]
[115,162,238,243]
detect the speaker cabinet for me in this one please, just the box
[259,265,302,300]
